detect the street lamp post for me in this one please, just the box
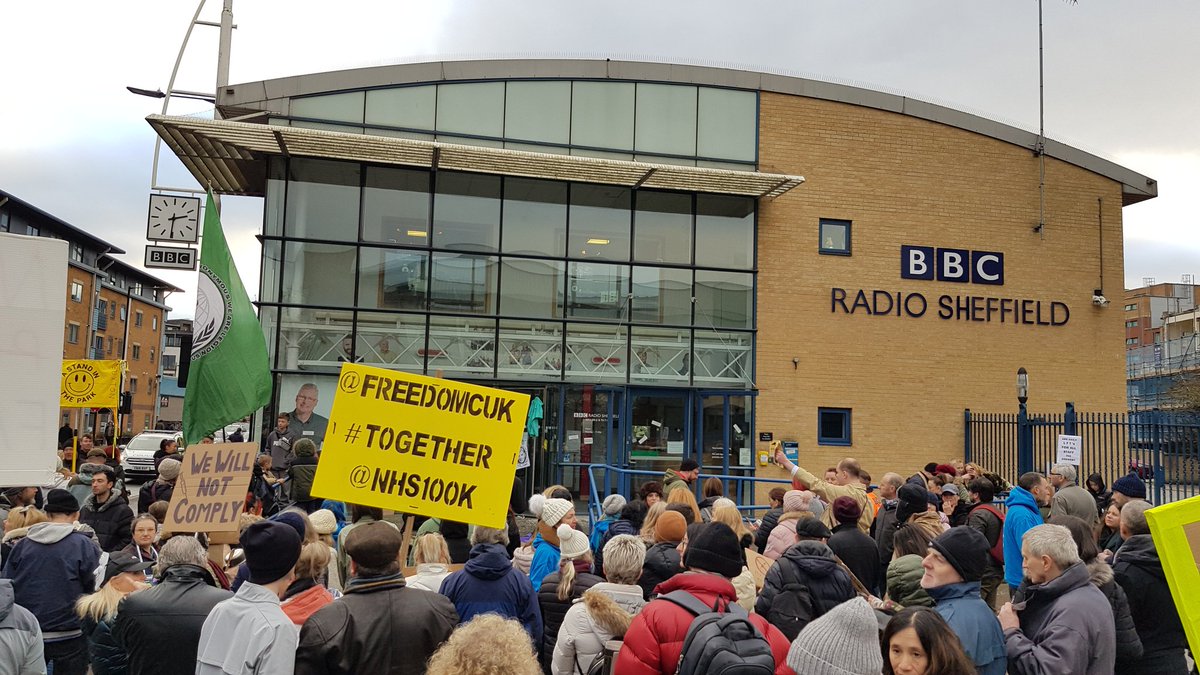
[1016,367,1034,475]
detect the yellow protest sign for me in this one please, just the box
[1146,495,1200,658]
[60,360,122,407]
[311,364,530,530]
[164,442,257,534]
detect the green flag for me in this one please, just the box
[183,190,272,445]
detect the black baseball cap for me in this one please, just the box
[102,552,155,586]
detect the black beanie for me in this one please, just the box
[896,483,928,524]
[930,527,989,583]
[241,520,302,585]
[44,488,80,514]
[683,522,743,578]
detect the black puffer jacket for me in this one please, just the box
[112,564,232,675]
[594,518,639,577]
[537,566,603,672]
[638,541,683,600]
[82,615,126,675]
[828,523,882,594]
[79,493,134,552]
[754,540,856,618]
[1087,560,1142,663]
[137,479,175,514]
[1113,534,1190,675]
[754,506,784,552]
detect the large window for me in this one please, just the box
[286,159,361,241]
[502,178,567,257]
[362,167,430,245]
[265,161,757,386]
[569,185,631,261]
[432,173,501,252]
[290,80,757,166]
[696,195,755,270]
[634,192,692,265]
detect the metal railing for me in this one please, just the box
[582,463,792,525]
[966,403,1200,504]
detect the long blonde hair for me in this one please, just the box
[76,573,145,622]
[640,501,667,543]
[5,506,47,532]
[556,550,595,601]
[710,505,750,543]
[666,487,701,523]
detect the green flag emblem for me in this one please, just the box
[183,190,272,445]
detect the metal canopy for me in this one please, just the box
[146,115,804,198]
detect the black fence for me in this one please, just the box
[965,404,1200,504]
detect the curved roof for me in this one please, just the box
[218,58,1156,205]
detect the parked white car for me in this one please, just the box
[120,431,183,480]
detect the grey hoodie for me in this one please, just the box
[0,579,45,675]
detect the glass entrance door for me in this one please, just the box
[625,390,694,490]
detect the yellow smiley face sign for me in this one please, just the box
[60,360,121,407]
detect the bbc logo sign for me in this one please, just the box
[901,245,1004,285]
[144,245,197,271]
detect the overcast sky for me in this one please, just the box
[2,0,1196,318]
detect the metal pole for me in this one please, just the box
[1018,402,1033,476]
[1036,0,1046,239]
[216,0,234,103]
[150,0,209,191]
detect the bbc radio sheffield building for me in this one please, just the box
[150,59,1155,501]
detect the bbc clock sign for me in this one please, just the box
[144,245,197,270]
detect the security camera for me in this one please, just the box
[1092,294,1110,306]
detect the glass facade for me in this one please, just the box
[281,80,758,168]
[261,76,761,489]
[262,156,755,388]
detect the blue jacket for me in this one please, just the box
[439,543,542,641]
[589,517,615,554]
[929,581,1007,675]
[1003,487,1044,587]
[1,522,100,634]
[529,536,561,592]
[595,519,638,578]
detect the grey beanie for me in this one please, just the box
[786,597,884,675]
[602,494,627,516]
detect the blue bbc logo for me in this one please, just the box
[900,246,1004,285]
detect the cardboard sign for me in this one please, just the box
[310,364,530,529]
[1146,496,1200,658]
[60,360,122,408]
[164,442,257,533]
[1055,434,1082,465]
[745,548,774,591]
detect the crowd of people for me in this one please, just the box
[0,442,1191,675]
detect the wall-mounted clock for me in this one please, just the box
[146,194,201,243]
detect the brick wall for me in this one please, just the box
[753,93,1127,493]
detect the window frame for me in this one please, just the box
[135,310,143,327]
[818,219,852,256]
[817,407,853,446]
[70,281,83,303]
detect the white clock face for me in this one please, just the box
[146,195,201,243]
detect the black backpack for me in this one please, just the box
[765,559,826,641]
[661,591,775,675]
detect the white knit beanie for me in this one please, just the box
[558,524,590,559]
[529,494,574,527]
[785,597,884,675]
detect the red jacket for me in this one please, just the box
[614,573,795,675]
